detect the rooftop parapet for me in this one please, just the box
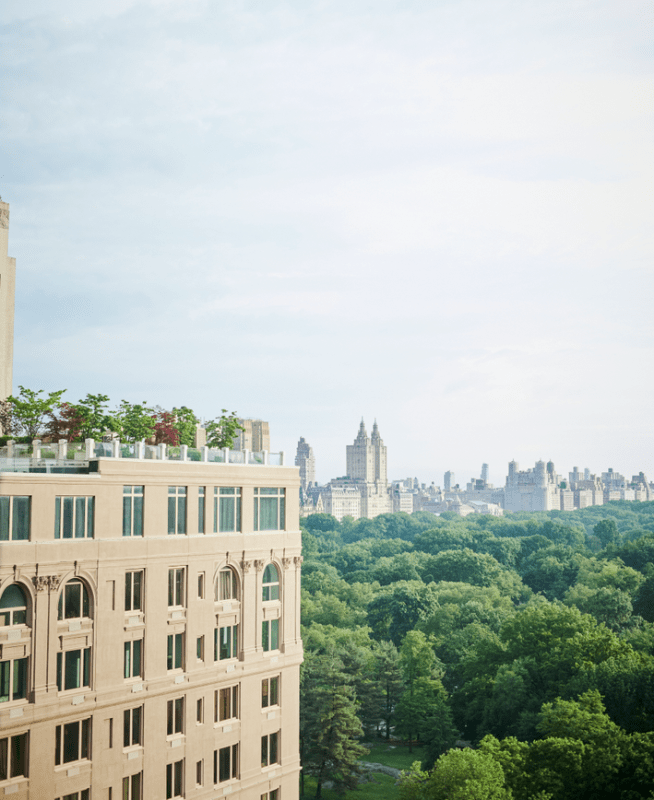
[0,438,286,473]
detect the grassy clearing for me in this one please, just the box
[301,772,398,800]
[363,742,426,771]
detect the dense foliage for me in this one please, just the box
[300,504,654,798]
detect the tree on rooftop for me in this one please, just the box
[7,386,67,439]
[205,410,244,449]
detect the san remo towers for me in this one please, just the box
[0,199,303,800]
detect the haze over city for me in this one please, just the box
[1,0,652,486]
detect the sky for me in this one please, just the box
[1,0,653,487]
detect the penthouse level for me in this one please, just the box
[0,453,302,800]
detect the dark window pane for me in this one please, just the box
[0,497,9,540]
[63,497,74,538]
[81,718,90,760]
[125,572,132,611]
[270,676,279,706]
[12,658,27,700]
[133,706,141,745]
[75,497,85,538]
[133,496,143,537]
[124,710,130,747]
[63,720,79,762]
[133,572,142,610]
[11,733,27,777]
[168,497,176,535]
[65,650,81,690]
[270,731,278,764]
[177,497,186,535]
[0,737,7,780]
[133,640,142,677]
[87,497,94,538]
[12,497,30,540]
[174,759,182,795]
[54,496,60,539]
[123,497,132,537]
[271,619,279,650]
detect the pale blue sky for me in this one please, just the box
[1,0,652,485]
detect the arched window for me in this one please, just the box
[262,565,279,602]
[58,579,90,621]
[0,584,27,626]
[216,568,238,602]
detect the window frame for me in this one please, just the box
[125,571,143,613]
[0,731,28,781]
[214,744,238,784]
[261,732,280,768]
[215,568,238,602]
[123,486,144,537]
[54,496,94,539]
[0,496,30,541]
[123,772,143,800]
[123,706,143,749]
[215,684,239,723]
[253,487,285,531]
[166,759,184,799]
[0,583,28,627]
[262,564,280,602]
[261,676,280,709]
[57,579,91,622]
[0,657,28,704]
[214,487,242,533]
[55,717,91,766]
[167,633,185,672]
[124,639,143,680]
[167,486,187,535]
[168,568,186,609]
[262,619,280,653]
[56,648,91,692]
[167,696,185,737]
[215,625,238,661]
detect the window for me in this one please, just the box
[0,583,28,626]
[124,639,142,679]
[215,685,239,723]
[198,488,205,533]
[196,636,204,662]
[197,573,205,599]
[214,488,241,533]
[167,697,184,736]
[0,732,28,780]
[196,760,203,786]
[261,732,279,767]
[55,718,91,765]
[56,792,89,800]
[123,706,143,748]
[262,565,280,602]
[166,759,184,799]
[262,791,279,800]
[253,488,285,531]
[54,496,94,539]
[216,568,238,601]
[123,486,144,537]
[123,773,142,800]
[167,633,184,671]
[125,571,143,612]
[57,649,91,691]
[262,619,279,652]
[214,745,238,783]
[0,657,28,703]
[262,676,279,708]
[196,698,204,724]
[168,487,187,535]
[168,569,185,608]
[215,626,238,661]
[0,496,30,541]
[58,580,90,621]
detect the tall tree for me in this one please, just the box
[205,409,244,449]
[7,386,66,438]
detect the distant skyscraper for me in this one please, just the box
[233,418,270,452]
[481,463,489,484]
[0,196,15,407]
[444,471,454,492]
[295,437,316,490]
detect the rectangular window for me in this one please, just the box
[215,685,239,722]
[197,573,205,599]
[0,732,28,780]
[196,760,203,786]
[168,487,187,535]
[167,633,184,671]
[56,793,90,800]
[0,657,28,703]
[253,488,285,531]
[55,718,91,765]
[214,744,238,784]
[123,486,144,537]
[261,676,279,708]
[261,732,279,768]
[217,569,237,601]
[262,619,279,652]
[166,759,184,799]
[123,706,143,748]
[168,568,185,608]
[214,488,242,533]
[196,698,204,724]
[54,496,94,539]
[0,496,30,541]
[215,625,238,661]
[56,649,91,691]
[261,791,279,800]
[167,697,184,736]
[124,640,143,679]
[125,571,143,612]
[198,487,205,534]
[122,772,142,800]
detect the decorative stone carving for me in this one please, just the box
[254,560,265,573]
[282,558,292,570]
[240,560,252,573]
[294,556,304,568]
[33,575,59,592]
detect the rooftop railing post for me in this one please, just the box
[201,446,209,462]
[85,439,95,459]
[244,449,250,465]
[137,441,145,459]
[263,450,269,466]
[181,445,188,462]
[32,439,41,460]
[58,439,67,460]
[223,447,229,463]
[6,440,13,458]
[112,439,121,458]
[159,443,167,461]
[280,451,285,466]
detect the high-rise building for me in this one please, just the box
[481,464,489,484]
[0,442,302,799]
[233,419,270,453]
[0,196,15,406]
[444,471,454,492]
[294,438,315,490]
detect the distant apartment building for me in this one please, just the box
[0,197,15,408]
[233,420,270,453]
[0,440,302,800]
[504,460,562,512]
[294,438,315,491]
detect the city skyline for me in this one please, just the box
[1,0,652,486]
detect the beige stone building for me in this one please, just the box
[0,197,15,406]
[0,443,302,800]
[233,422,270,455]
